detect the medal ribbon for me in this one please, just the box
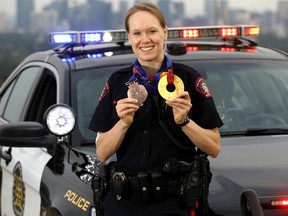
[167,68,174,85]
[130,56,173,94]
[160,68,174,84]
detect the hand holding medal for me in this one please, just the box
[158,68,184,100]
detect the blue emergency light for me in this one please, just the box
[50,32,78,43]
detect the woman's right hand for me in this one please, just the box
[116,98,141,125]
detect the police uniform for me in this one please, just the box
[89,56,223,216]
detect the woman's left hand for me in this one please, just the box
[165,91,192,124]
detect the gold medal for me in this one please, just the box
[158,74,184,100]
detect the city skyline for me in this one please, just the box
[1,0,285,18]
[1,0,288,37]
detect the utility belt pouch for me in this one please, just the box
[151,172,164,201]
[179,161,199,208]
[111,172,127,200]
[137,172,150,202]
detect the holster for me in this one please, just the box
[91,162,115,216]
[178,160,199,209]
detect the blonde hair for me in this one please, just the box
[124,2,167,32]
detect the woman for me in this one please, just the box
[89,2,223,215]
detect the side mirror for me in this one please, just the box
[0,104,76,154]
[0,121,56,153]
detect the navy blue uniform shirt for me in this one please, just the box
[89,62,223,176]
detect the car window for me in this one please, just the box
[1,67,40,122]
[26,70,57,123]
[0,80,15,116]
[186,59,288,132]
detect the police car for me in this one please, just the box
[0,25,288,216]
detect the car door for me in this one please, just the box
[0,66,57,216]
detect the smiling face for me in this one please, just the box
[127,10,168,69]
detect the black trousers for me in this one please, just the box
[103,193,191,216]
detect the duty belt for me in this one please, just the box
[93,158,202,211]
[110,171,179,202]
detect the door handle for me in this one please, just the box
[1,147,12,165]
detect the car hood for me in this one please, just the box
[208,135,288,215]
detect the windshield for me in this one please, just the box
[72,59,288,143]
[186,59,288,134]
[71,64,130,144]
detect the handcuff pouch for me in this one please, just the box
[151,172,165,201]
[137,172,150,202]
[111,172,127,200]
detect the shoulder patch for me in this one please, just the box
[99,81,110,102]
[195,77,212,98]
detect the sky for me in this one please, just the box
[0,0,285,18]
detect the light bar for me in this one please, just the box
[168,25,259,39]
[49,25,259,45]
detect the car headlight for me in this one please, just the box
[44,104,76,136]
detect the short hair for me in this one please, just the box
[124,2,167,32]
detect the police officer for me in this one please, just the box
[89,2,223,216]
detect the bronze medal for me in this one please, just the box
[127,81,148,104]
[158,74,184,100]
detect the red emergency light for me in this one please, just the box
[271,199,288,207]
[244,26,260,36]
[221,27,238,37]
[183,29,199,38]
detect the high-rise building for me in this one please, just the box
[86,0,112,30]
[158,0,176,27]
[205,0,216,25]
[205,0,228,25]
[0,11,7,32]
[16,0,34,31]
[277,0,288,22]
[219,0,229,24]
[174,2,185,20]
[275,0,288,37]
[30,10,59,34]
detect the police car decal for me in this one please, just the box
[13,161,25,216]
[64,189,91,212]
[1,147,52,216]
